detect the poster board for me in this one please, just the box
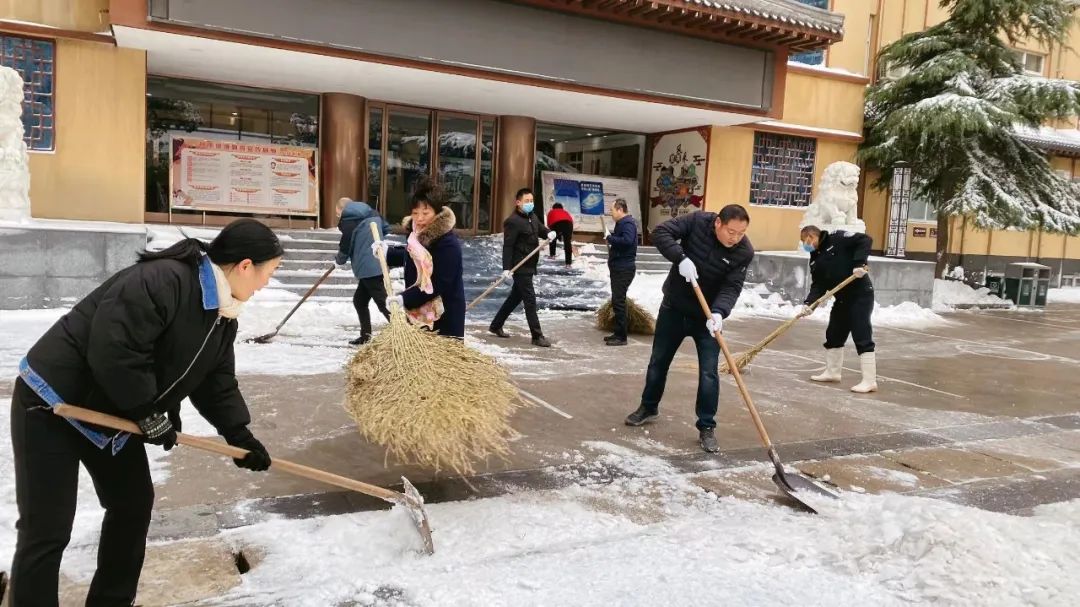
[648,127,709,231]
[539,171,641,233]
[169,137,318,216]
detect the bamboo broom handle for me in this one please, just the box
[53,404,408,505]
[750,271,864,349]
[691,281,775,450]
[466,241,549,310]
[370,222,400,312]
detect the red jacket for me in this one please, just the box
[547,208,574,227]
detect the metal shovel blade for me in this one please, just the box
[245,331,278,344]
[771,461,840,514]
[401,476,435,555]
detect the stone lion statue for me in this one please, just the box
[799,161,862,230]
[0,65,31,222]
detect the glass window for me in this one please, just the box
[789,0,828,66]
[478,119,495,232]
[0,35,55,151]
[534,122,646,217]
[437,115,478,230]
[367,107,383,207]
[1010,50,1045,76]
[749,132,817,207]
[385,108,431,224]
[908,195,937,222]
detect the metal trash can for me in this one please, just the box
[984,274,1004,298]
[1004,262,1051,307]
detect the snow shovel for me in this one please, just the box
[247,263,337,344]
[721,271,864,373]
[466,240,550,310]
[691,281,838,513]
[53,404,435,554]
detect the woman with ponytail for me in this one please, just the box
[372,179,466,338]
[8,218,283,605]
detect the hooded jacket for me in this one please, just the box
[386,207,466,338]
[336,201,391,280]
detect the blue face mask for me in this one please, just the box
[522,202,535,214]
[800,242,815,253]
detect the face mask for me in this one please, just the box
[522,202,535,214]
[800,242,815,253]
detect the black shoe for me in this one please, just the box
[489,326,511,339]
[603,334,619,342]
[625,405,658,426]
[532,336,552,348]
[699,428,719,453]
[349,334,371,346]
[606,338,627,346]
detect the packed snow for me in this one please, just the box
[1048,287,1080,304]
[932,278,1011,309]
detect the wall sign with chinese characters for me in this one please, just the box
[913,227,927,237]
[648,127,709,231]
[169,137,318,216]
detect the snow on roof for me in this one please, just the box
[684,0,845,35]
[1013,125,1080,157]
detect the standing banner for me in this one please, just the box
[170,137,318,216]
[540,171,641,233]
[648,128,709,231]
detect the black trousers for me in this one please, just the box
[825,291,875,354]
[352,276,390,337]
[490,273,543,338]
[640,304,721,430]
[548,222,573,266]
[10,379,155,607]
[609,268,636,339]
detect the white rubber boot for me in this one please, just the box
[850,352,878,393]
[810,349,843,382]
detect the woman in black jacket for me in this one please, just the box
[9,218,283,606]
[375,180,466,339]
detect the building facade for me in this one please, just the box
[2,0,1079,282]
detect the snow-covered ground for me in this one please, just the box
[1049,287,1080,304]
[201,457,1080,606]
[933,278,1011,309]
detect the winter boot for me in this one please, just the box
[810,348,844,383]
[625,405,658,426]
[850,352,878,393]
[349,334,371,346]
[531,335,552,348]
[489,326,511,339]
[699,428,719,453]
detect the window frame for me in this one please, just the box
[748,131,818,209]
[1011,49,1046,77]
[0,33,56,152]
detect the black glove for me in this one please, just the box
[167,408,182,434]
[223,426,271,471]
[137,412,177,451]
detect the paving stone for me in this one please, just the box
[690,468,787,505]
[885,447,1028,484]
[148,506,220,541]
[963,435,1080,473]
[1033,415,1080,430]
[1039,430,1080,454]
[797,454,950,494]
[913,468,1080,514]
[925,419,1055,442]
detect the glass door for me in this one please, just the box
[384,107,432,224]
[436,114,479,230]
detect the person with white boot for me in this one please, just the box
[799,225,877,393]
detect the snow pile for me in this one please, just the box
[933,278,1011,310]
[205,473,1080,606]
[1048,287,1080,304]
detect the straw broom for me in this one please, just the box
[721,271,863,374]
[344,223,521,477]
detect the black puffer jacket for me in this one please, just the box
[21,255,251,440]
[805,230,874,304]
[502,209,549,275]
[652,211,755,318]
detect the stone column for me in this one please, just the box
[318,93,366,228]
[493,115,536,230]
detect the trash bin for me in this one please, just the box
[984,274,1004,298]
[1004,262,1051,307]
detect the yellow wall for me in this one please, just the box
[780,72,866,134]
[0,0,108,32]
[28,39,146,223]
[824,0,874,76]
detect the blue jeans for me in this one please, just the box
[639,303,721,430]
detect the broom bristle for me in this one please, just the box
[344,310,521,477]
[596,298,656,335]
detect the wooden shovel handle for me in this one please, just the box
[53,404,407,506]
[466,241,548,310]
[690,281,775,450]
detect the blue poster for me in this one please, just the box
[578,181,605,215]
[553,179,581,213]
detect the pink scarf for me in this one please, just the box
[404,227,443,329]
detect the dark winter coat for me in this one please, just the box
[336,201,391,280]
[20,254,251,452]
[606,214,638,271]
[805,230,874,305]
[386,207,466,338]
[502,209,549,275]
[652,211,755,319]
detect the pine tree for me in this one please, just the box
[859,0,1080,276]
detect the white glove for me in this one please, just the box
[370,241,390,259]
[386,294,403,310]
[501,270,513,283]
[853,266,868,278]
[706,313,723,334]
[678,258,698,283]
[547,231,557,241]
[335,262,349,271]
[797,305,813,318]
[604,227,611,238]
